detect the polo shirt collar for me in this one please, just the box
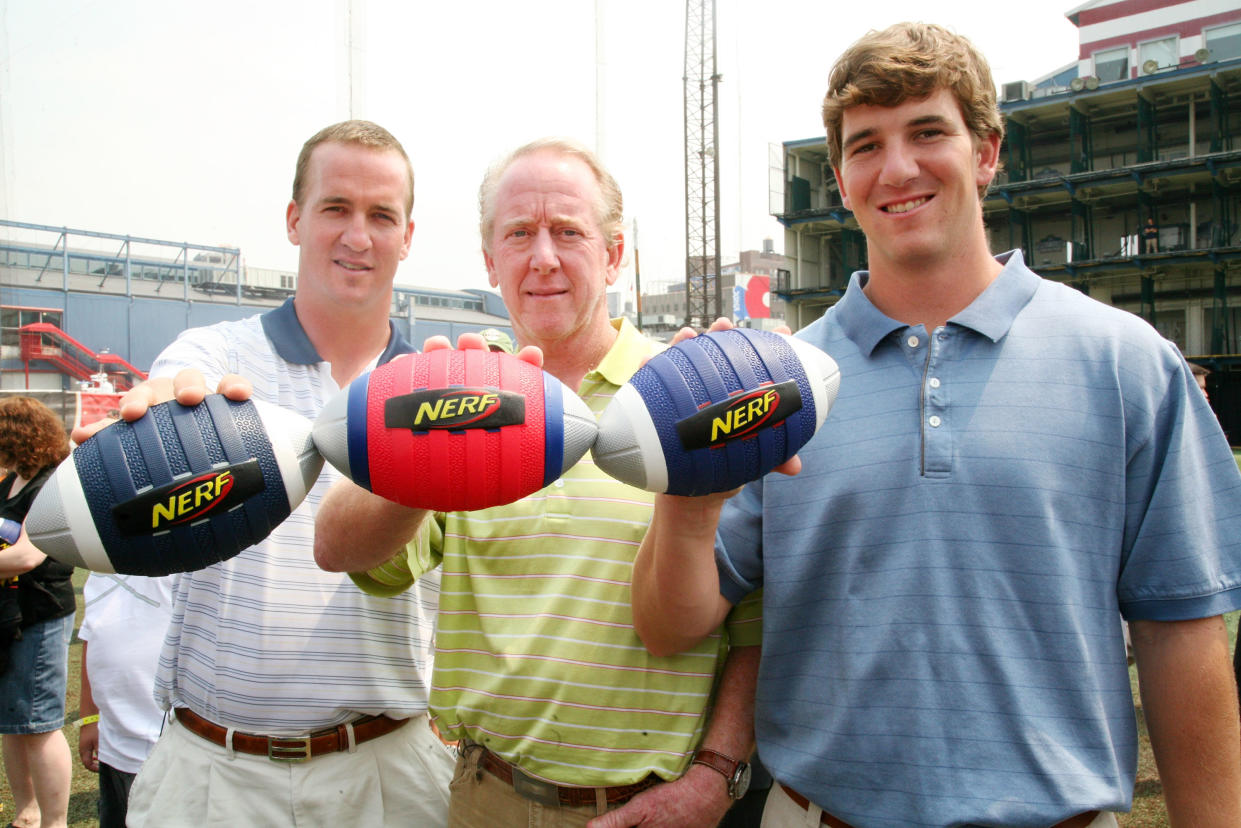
[836,273,904,356]
[590,318,652,386]
[836,249,1040,355]
[260,297,414,367]
[950,249,1039,343]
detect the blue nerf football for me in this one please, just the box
[0,518,19,548]
[25,395,323,575]
[591,329,840,495]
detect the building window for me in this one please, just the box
[1206,22,1241,62]
[1205,305,1241,353]
[3,307,63,330]
[1139,36,1178,73]
[1094,46,1129,82]
[2,307,64,357]
[1153,309,1186,352]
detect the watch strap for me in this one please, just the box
[692,748,750,799]
[692,748,742,780]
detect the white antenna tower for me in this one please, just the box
[595,0,607,160]
[339,0,367,119]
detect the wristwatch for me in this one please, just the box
[692,748,751,800]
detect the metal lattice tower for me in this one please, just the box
[684,0,722,328]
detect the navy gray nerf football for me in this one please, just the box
[25,395,323,576]
[592,329,840,495]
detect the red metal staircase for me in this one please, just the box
[18,323,148,391]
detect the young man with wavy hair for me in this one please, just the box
[632,22,1241,828]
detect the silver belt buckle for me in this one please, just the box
[268,735,312,762]
[511,765,561,807]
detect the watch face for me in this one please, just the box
[730,762,752,800]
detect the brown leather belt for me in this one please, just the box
[779,784,1100,828]
[173,707,408,762]
[475,744,660,807]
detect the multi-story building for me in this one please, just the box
[772,0,1241,438]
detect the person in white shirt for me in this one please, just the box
[76,573,174,828]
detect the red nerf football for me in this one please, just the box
[313,349,598,512]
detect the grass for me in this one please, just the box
[3,581,1238,826]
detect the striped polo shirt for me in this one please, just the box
[150,299,441,732]
[357,318,762,786]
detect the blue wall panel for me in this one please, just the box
[1,286,67,313]
[65,293,131,361]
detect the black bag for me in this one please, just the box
[0,578,21,675]
[0,468,75,676]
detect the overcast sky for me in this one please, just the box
[0,0,1082,299]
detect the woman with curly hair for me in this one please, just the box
[0,395,74,828]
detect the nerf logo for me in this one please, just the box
[710,388,780,443]
[111,459,266,537]
[386,387,526,432]
[414,391,500,427]
[676,379,804,451]
[150,470,234,529]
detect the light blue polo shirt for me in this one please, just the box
[716,250,1241,827]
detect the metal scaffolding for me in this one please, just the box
[683,0,722,328]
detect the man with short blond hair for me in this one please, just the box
[316,138,761,828]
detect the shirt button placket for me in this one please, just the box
[924,329,951,474]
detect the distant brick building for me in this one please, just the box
[638,244,790,335]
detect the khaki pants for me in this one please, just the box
[759,782,1120,828]
[448,744,618,828]
[127,713,454,827]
